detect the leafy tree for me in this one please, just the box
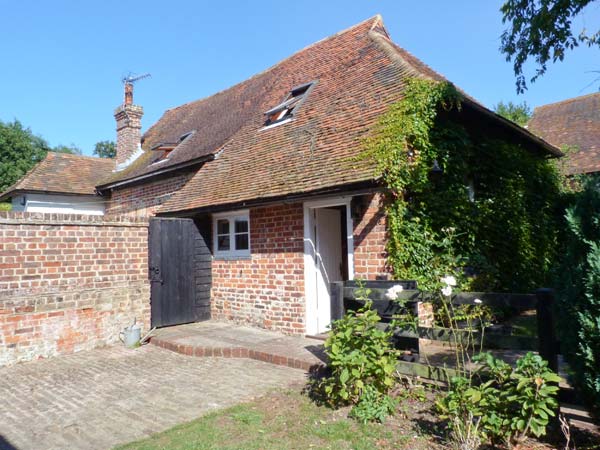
[555,174,600,417]
[493,101,532,126]
[500,0,599,92]
[53,144,82,155]
[93,140,116,159]
[0,120,50,193]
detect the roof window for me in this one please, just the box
[149,131,195,165]
[264,82,314,126]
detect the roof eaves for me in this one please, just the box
[463,99,563,157]
[157,180,381,217]
[368,30,562,158]
[96,153,214,191]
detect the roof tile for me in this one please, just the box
[529,93,600,175]
[0,152,114,199]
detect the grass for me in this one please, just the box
[114,388,435,450]
[0,202,11,211]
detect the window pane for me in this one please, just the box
[217,219,229,235]
[234,219,248,233]
[235,233,249,250]
[217,235,230,251]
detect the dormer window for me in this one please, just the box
[264,81,314,127]
[149,131,195,164]
[151,143,177,163]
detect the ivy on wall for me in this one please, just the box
[361,78,561,292]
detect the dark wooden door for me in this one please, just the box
[149,218,211,328]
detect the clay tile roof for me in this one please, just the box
[528,92,600,175]
[116,15,557,214]
[0,152,115,200]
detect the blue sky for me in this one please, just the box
[1,0,599,156]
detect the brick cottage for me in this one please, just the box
[0,16,560,364]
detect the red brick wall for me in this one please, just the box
[211,203,306,335]
[106,170,195,216]
[0,212,150,366]
[210,195,390,335]
[353,193,390,280]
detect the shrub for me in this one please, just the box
[555,174,600,417]
[313,289,398,423]
[437,352,560,449]
[348,385,397,424]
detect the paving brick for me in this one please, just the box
[0,344,305,450]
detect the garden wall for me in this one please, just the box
[0,212,150,366]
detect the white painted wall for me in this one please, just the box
[11,193,106,215]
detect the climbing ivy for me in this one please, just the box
[361,78,561,291]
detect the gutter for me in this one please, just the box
[96,154,214,192]
[0,189,102,202]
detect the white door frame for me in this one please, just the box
[303,196,354,335]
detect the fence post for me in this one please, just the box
[330,282,345,321]
[535,288,558,373]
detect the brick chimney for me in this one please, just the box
[114,83,143,166]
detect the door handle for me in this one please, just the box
[149,266,163,284]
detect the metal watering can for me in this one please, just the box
[119,319,142,348]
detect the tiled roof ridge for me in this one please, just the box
[533,92,600,112]
[143,15,384,137]
[368,30,443,82]
[45,151,115,163]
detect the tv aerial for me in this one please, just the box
[121,72,151,105]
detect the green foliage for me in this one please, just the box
[437,352,560,448]
[500,0,599,92]
[493,100,532,126]
[0,202,11,211]
[0,120,50,193]
[348,385,397,424]
[93,140,116,158]
[0,119,90,193]
[53,144,82,155]
[316,289,398,413]
[362,78,561,291]
[555,174,600,417]
[436,376,484,450]
[477,352,560,446]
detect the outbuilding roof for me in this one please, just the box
[0,152,114,201]
[528,92,600,175]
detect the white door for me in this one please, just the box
[314,208,344,333]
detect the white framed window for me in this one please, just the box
[263,81,315,127]
[213,210,250,258]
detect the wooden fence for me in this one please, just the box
[329,280,559,375]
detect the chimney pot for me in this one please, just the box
[124,83,134,105]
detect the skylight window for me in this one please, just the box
[264,81,314,126]
[149,131,195,165]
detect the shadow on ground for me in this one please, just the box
[0,435,18,450]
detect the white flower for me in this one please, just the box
[440,275,457,287]
[441,285,453,297]
[474,298,482,304]
[385,284,404,300]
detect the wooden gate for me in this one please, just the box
[149,218,211,328]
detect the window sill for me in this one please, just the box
[213,254,252,261]
[259,118,293,131]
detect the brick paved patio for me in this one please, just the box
[150,321,327,371]
[0,344,306,450]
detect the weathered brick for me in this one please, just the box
[0,212,150,367]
